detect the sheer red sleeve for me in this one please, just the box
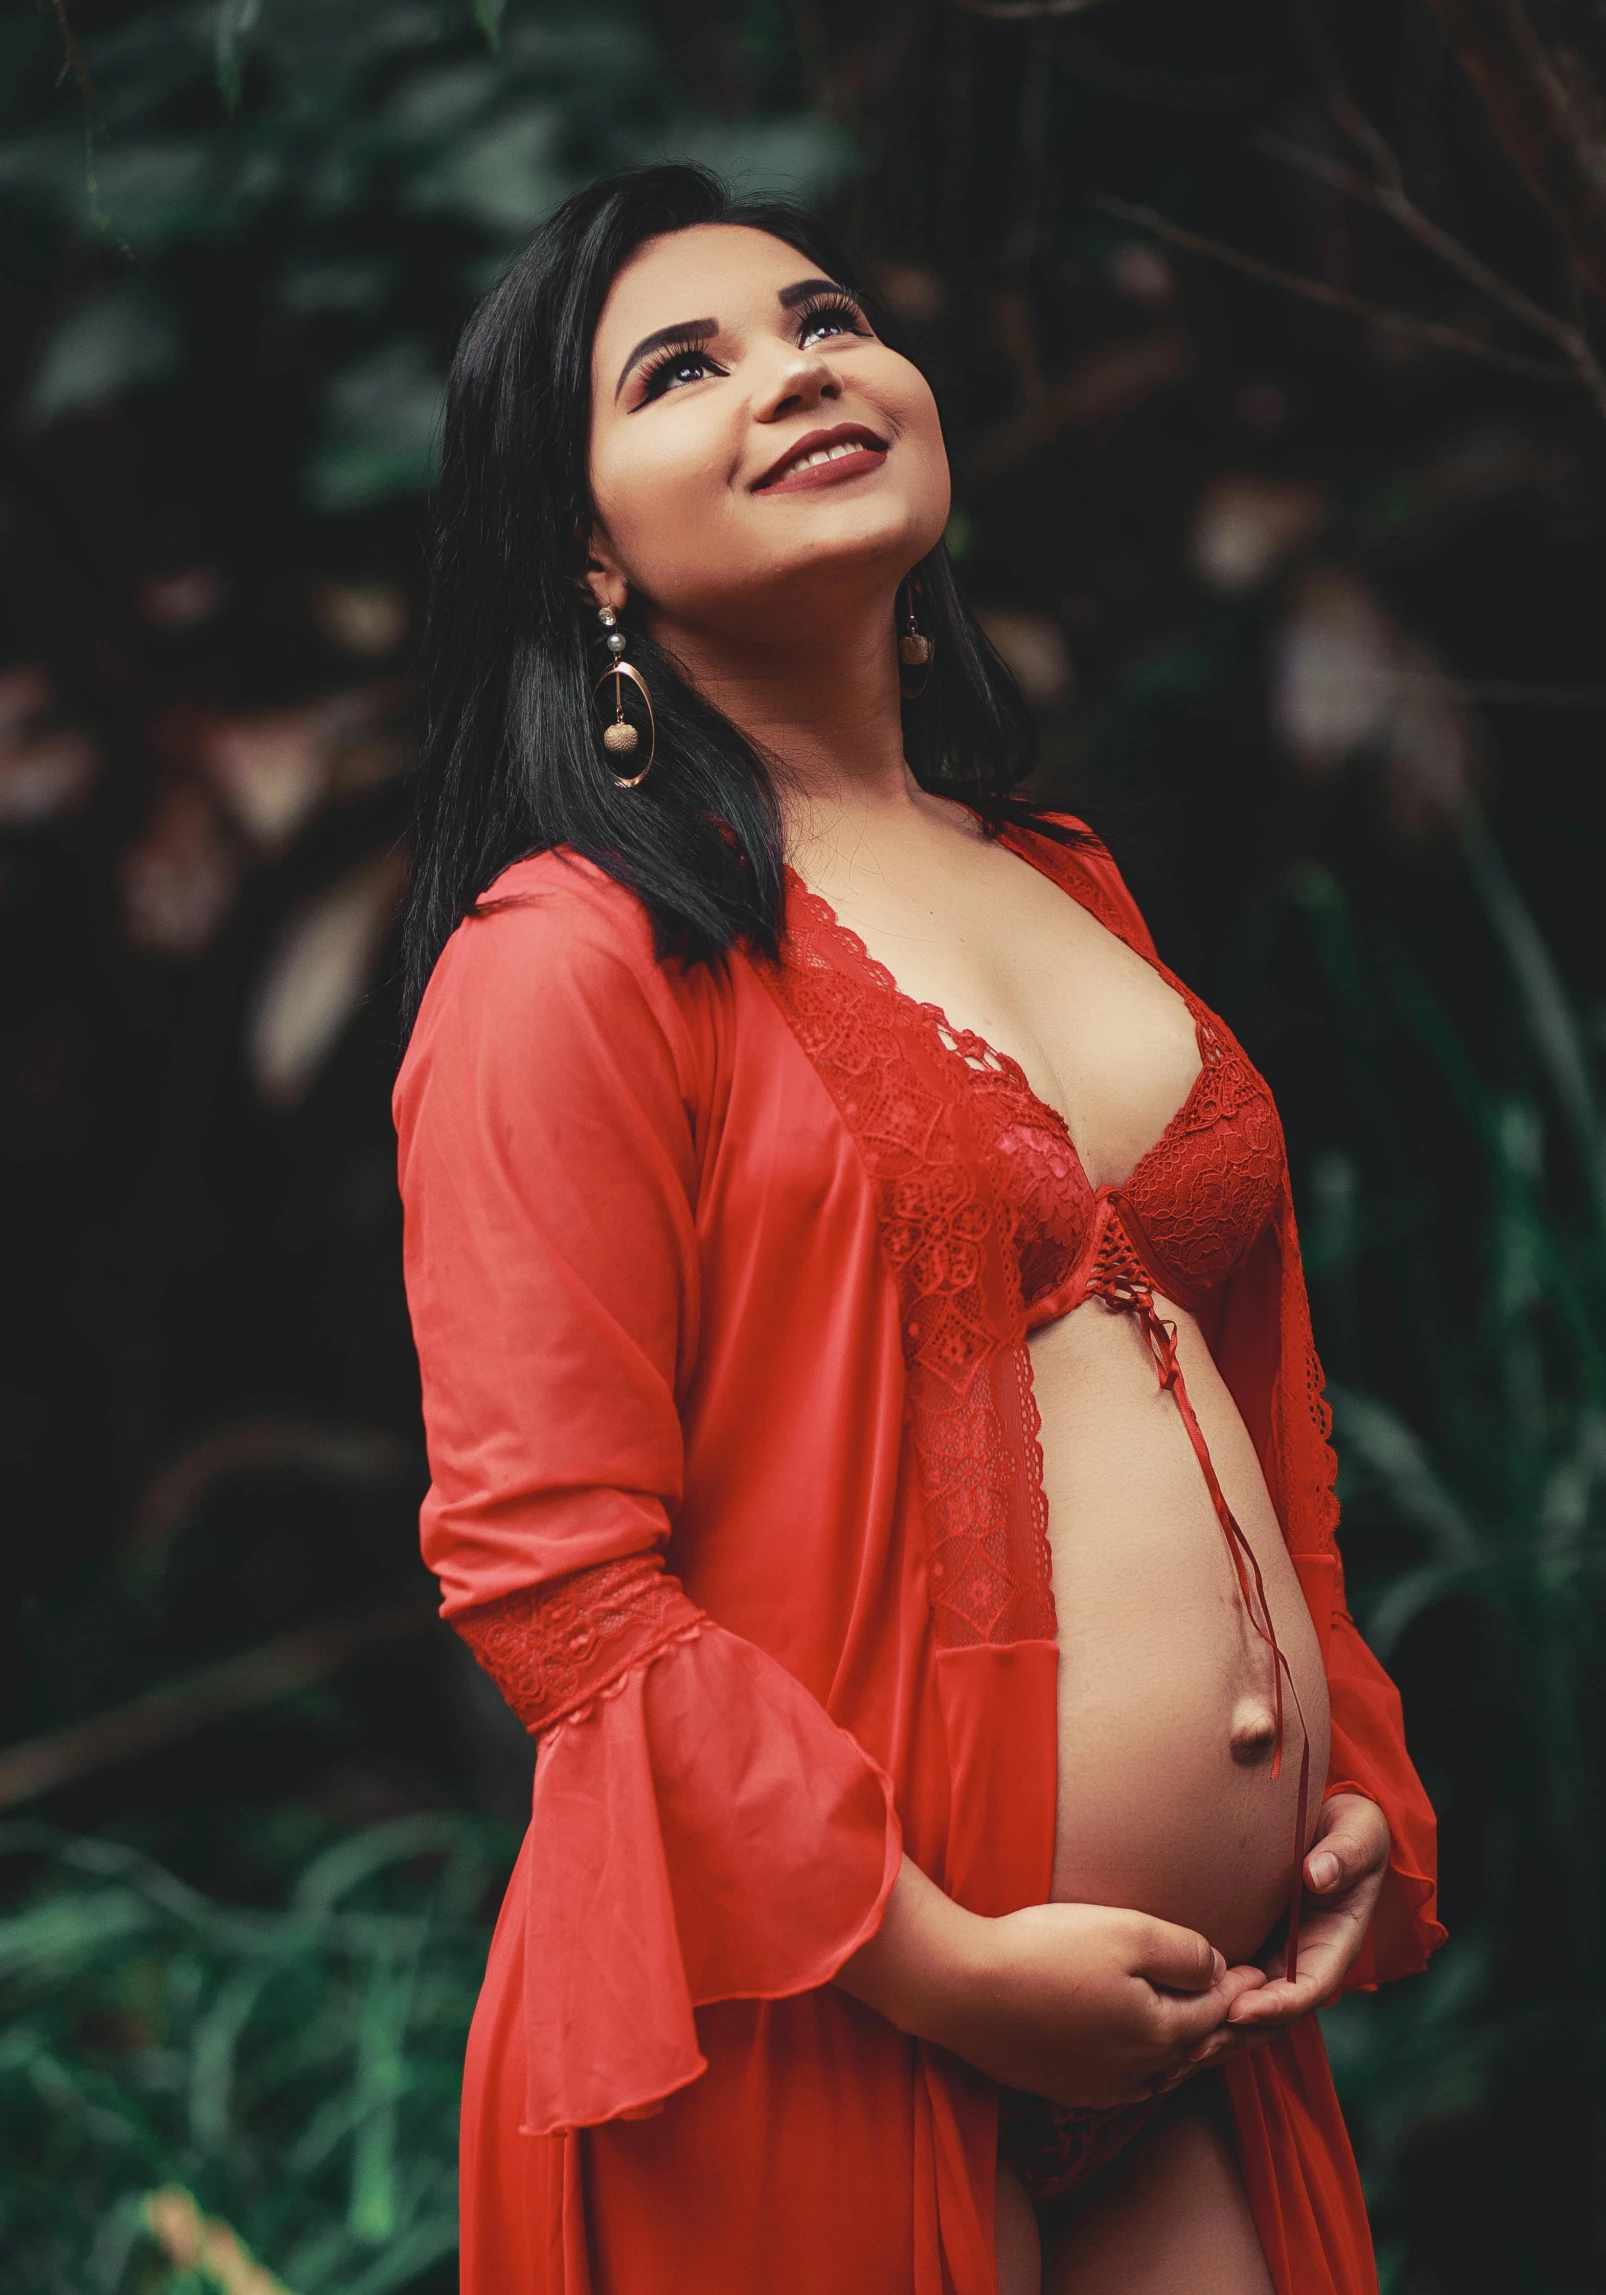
[1320,1577,1446,1989]
[1274,1203,1446,1991]
[394,860,901,2135]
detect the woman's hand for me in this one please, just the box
[837,1857,1265,2109]
[939,1898,1268,2108]
[1179,1793,1391,2076]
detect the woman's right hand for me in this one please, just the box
[938,1898,1263,2107]
[837,1857,1264,2109]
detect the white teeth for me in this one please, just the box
[778,437,873,479]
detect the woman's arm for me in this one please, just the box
[838,1856,1265,2109]
[396,861,901,2134]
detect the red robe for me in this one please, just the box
[394,817,1443,2295]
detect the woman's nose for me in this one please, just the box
[754,350,841,423]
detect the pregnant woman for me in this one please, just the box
[396,165,1442,2295]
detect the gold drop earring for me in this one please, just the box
[595,603,656,787]
[898,582,934,698]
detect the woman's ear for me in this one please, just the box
[583,539,628,618]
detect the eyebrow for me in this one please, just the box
[776,275,851,309]
[615,317,716,402]
[613,280,860,401]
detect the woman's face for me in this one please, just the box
[586,224,950,637]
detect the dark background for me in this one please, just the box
[3,3,1605,2289]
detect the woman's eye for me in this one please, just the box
[642,350,716,400]
[800,307,865,348]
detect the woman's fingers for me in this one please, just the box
[1150,1975,1276,2088]
[1303,1793,1390,1895]
[1212,1795,1394,2034]
[1222,1969,1323,2026]
[1128,1916,1224,1995]
[1146,1958,1264,2059]
[1226,1918,1356,2025]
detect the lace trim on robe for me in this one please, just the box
[761,881,1056,1650]
[1278,1198,1342,1554]
[452,1554,706,1736]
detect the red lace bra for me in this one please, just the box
[954,986,1286,1330]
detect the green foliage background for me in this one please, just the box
[4,2,1606,2288]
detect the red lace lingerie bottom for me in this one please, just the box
[999,2086,1162,2210]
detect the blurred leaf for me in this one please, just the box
[215,0,264,111]
[1461,814,1606,1235]
[26,284,183,424]
[306,343,445,510]
[146,2187,300,2295]
[1329,1387,1483,1568]
[0,1890,158,1985]
[121,788,240,956]
[347,1948,413,2242]
[646,114,857,203]
[277,254,397,318]
[1270,566,1397,776]
[0,1823,497,2295]
[189,1966,274,2149]
[246,849,409,1106]
[402,107,566,232]
[1324,1934,1496,2169]
[1189,472,1324,594]
[384,59,501,138]
[1363,1560,1473,1661]
[92,139,219,248]
[975,610,1075,708]
[289,1817,481,1916]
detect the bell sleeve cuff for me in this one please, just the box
[1323,1605,1446,1991]
[454,1557,901,2136]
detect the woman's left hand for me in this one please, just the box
[1168,1793,1392,2080]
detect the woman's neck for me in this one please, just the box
[648,585,923,854]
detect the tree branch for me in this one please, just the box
[1254,129,1606,420]
[1090,195,1578,385]
[1424,0,1606,306]
[0,1602,435,1808]
[49,0,104,130]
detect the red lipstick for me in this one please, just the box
[752,422,889,494]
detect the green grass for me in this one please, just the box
[0,1817,504,2295]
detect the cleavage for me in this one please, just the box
[900,967,1202,1196]
[787,863,1204,1189]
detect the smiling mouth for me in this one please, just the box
[753,423,890,493]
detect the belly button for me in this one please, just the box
[1229,1699,1278,1766]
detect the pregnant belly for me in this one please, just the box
[1030,1298,1330,1967]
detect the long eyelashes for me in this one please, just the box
[633,296,874,403]
[637,333,724,402]
[790,292,872,347]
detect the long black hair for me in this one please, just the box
[404,163,1063,1031]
